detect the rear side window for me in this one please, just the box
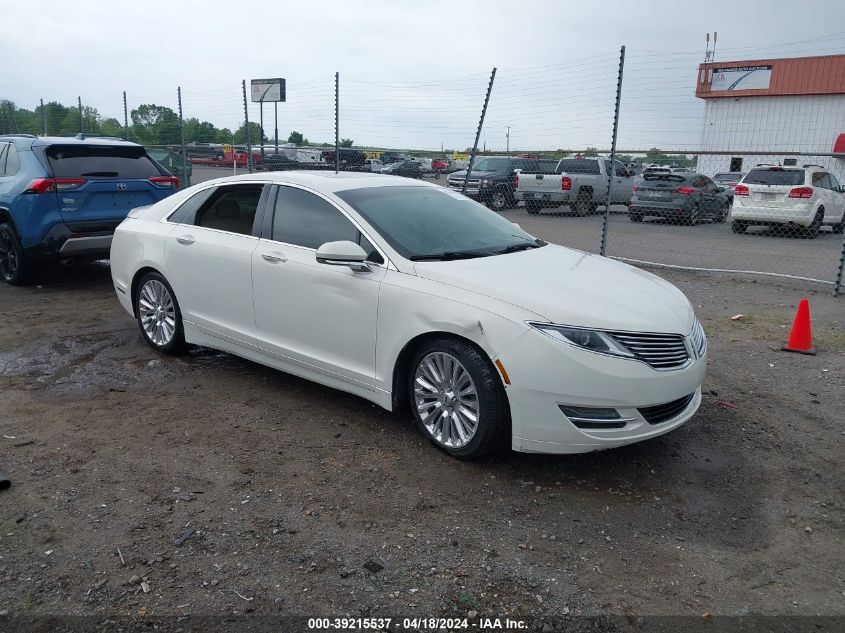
[0,143,8,176]
[5,145,20,176]
[193,184,264,236]
[744,169,804,186]
[558,159,600,175]
[45,144,164,179]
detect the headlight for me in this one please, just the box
[481,179,492,187]
[529,323,635,359]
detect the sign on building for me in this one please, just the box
[251,78,286,102]
[711,66,772,92]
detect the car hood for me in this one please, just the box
[413,244,694,334]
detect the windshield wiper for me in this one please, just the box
[492,240,546,255]
[409,251,491,261]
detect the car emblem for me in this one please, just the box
[116,183,127,191]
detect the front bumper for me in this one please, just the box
[497,328,706,454]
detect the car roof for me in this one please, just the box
[197,170,444,194]
[0,134,143,149]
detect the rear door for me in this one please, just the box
[43,144,175,224]
[742,168,805,209]
[827,173,845,221]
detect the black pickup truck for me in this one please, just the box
[447,157,556,210]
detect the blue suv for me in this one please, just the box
[0,135,179,285]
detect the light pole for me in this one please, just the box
[506,126,510,153]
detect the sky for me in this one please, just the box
[1,0,843,151]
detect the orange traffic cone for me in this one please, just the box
[782,298,816,355]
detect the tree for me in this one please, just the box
[287,130,308,146]
[339,138,354,148]
[131,104,179,145]
[234,121,265,145]
[583,147,599,157]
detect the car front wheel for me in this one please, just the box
[408,338,508,459]
[135,272,187,354]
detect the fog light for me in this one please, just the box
[559,405,631,429]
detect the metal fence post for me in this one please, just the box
[123,91,129,141]
[177,86,189,188]
[259,101,265,163]
[601,45,626,257]
[242,80,253,173]
[335,72,340,174]
[40,98,46,136]
[78,96,83,137]
[274,102,278,154]
[463,68,497,196]
[835,231,845,296]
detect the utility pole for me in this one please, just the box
[463,67,496,196]
[335,72,340,174]
[78,96,83,137]
[123,91,129,140]
[506,126,510,153]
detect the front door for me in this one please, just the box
[252,184,386,388]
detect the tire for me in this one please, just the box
[525,201,541,214]
[488,189,510,211]
[804,209,823,239]
[408,337,508,460]
[685,204,700,226]
[0,223,30,286]
[134,272,187,355]
[716,202,729,223]
[571,190,592,216]
[629,211,643,223]
[731,220,747,234]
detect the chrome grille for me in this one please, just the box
[690,318,707,358]
[609,331,690,370]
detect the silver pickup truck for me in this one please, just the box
[515,158,636,215]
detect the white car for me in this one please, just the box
[110,172,707,459]
[732,165,845,237]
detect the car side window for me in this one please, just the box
[613,161,628,177]
[820,174,833,190]
[272,185,382,263]
[0,143,8,176]
[5,144,20,176]
[168,187,215,224]
[829,173,841,191]
[812,172,825,188]
[192,184,264,236]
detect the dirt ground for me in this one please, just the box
[0,263,843,631]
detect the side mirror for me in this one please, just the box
[316,240,371,272]
[512,222,521,229]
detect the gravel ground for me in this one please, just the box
[0,262,843,630]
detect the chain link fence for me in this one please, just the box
[3,45,844,293]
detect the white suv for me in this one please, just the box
[731,165,845,238]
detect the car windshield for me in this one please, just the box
[336,185,543,260]
[471,158,511,171]
[744,169,804,186]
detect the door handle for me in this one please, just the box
[176,235,195,245]
[261,252,287,263]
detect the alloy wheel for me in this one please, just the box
[490,191,507,211]
[138,279,177,346]
[0,229,19,282]
[413,352,480,449]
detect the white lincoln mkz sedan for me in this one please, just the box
[110,172,707,459]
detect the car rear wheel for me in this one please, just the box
[731,220,747,234]
[135,272,187,355]
[0,223,30,286]
[685,204,700,226]
[716,202,729,223]
[804,209,824,239]
[408,338,508,460]
[571,191,592,216]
